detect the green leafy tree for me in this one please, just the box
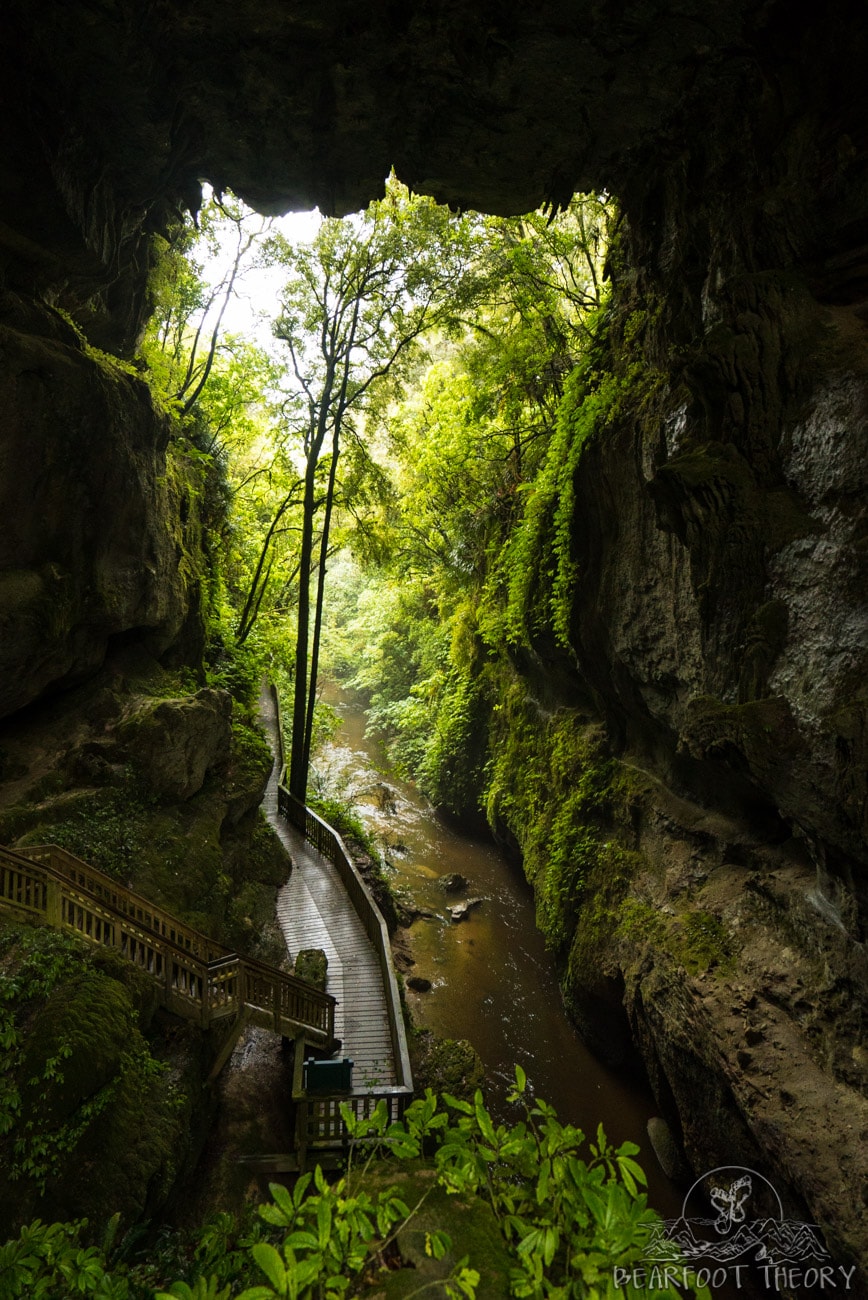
[318,194,615,813]
[143,195,272,416]
[268,178,477,803]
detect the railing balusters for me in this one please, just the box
[0,844,335,1050]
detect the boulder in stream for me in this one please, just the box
[397,897,438,926]
[437,872,469,894]
[449,897,484,923]
[646,1116,686,1180]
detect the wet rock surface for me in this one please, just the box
[437,872,469,894]
[0,303,194,718]
[646,1117,686,1182]
[173,1026,296,1226]
[449,897,485,923]
[602,783,868,1273]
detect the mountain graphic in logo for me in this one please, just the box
[644,1166,830,1266]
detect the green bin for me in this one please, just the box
[304,1057,354,1094]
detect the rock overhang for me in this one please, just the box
[3,1,763,227]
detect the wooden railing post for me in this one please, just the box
[45,877,62,928]
[201,963,211,1029]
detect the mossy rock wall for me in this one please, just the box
[0,303,205,721]
[0,925,211,1232]
[0,650,287,957]
[433,177,868,1270]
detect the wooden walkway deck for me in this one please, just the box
[260,686,396,1089]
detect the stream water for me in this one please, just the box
[317,684,683,1220]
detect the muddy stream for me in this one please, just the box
[317,683,683,1220]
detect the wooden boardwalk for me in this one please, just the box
[260,687,396,1089]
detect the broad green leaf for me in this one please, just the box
[251,1242,287,1294]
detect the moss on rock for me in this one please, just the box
[0,658,287,954]
[294,948,328,990]
[410,1032,485,1101]
[0,925,196,1231]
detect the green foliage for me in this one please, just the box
[227,1075,704,1300]
[0,927,91,1142]
[0,927,185,1230]
[225,722,273,802]
[305,791,398,930]
[15,787,151,882]
[678,910,735,974]
[482,681,617,949]
[418,671,488,813]
[561,845,646,1011]
[141,197,272,418]
[316,194,624,821]
[483,355,652,651]
[267,177,483,801]
[0,1075,706,1299]
[306,797,370,849]
[0,1217,131,1300]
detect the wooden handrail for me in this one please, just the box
[16,842,229,961]
[290,1035,411,1166]
[0,843,335,1046]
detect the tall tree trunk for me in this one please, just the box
[288,458,317,803]
[288,364,336,803]
[302,421,341,778]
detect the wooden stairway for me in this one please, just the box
[0,842,336,1077]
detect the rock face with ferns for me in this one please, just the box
[0,0,866,1272]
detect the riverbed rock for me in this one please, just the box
[396,899,438,927]
[411,1031,485,1102]
[449,897,484,923]
[373,782,397,814]
[646,1117,686,1181]
[406,975,432,993]
[437,873,468,894]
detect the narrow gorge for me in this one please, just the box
[0,1,866,1292]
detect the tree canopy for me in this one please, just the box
[137,178,618,817]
